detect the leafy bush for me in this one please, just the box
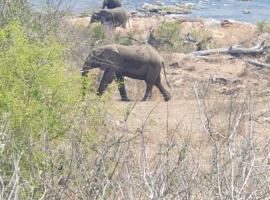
[257,21,270,33]
[89,23,107,43]
[0,0,31,26]
[149,21,214,53]
[190,29,214,50]
[114,30,135,46]
[0,22,108,199]
[151,21,183,51]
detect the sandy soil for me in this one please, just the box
[65,15,270,151]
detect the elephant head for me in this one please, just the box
[81,46,120,76]
[90,12,100,24]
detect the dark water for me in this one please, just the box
[32,0,270,23]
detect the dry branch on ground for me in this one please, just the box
[190,42,267,56]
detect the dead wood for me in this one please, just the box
[190,42,266,56]
[245,59,270,69]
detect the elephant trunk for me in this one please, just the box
[81,70,88,77]
[90,12,99,24]
[90,17,95,24]
[81,63,92,77]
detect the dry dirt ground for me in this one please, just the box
[66,15,270,151]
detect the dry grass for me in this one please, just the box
[2,82,270,199]
[2,6,270,199]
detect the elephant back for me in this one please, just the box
[103,0,122,9]
[110,8,129,25]
[117,44,164,67]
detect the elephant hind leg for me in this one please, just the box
[155,76,171,101]
[141,71,158,101]
[97,68,114,96]
[141,83,154,101]
[141,72,157,101]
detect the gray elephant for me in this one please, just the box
[103,0,122,9]
[81,44,171,101]
[90,8,129,28]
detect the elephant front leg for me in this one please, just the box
[97,69,114,96]
[116,73,130,101]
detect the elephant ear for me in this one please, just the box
[97,46,119,70]
[90,12,99,23]
[102,45,119,56]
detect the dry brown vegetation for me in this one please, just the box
[60,14,270,199]
[2,4,270,199]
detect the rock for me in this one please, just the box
[243,9,251,14]
[221,19,234,28]
[139,3,192,16]
[218,85,244,95]
[210,75,242,85]
[169,62,180,68]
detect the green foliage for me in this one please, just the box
[0,22,107,199]
[257,21,270,33]
[89,23,107,44]
[151,22,214,52]
[114,30,135,45]
[190,29,214,50]
[154,21,183,51]
[0,22,67,139]
[0,0,31,26]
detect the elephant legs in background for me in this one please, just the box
[97,68,114,96]
[155,76,171,101]
[116,73,130,101]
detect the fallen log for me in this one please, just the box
[245,59,270,69]
[173,17,204,23]
[190,42,266,56]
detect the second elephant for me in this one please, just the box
[103,0,122,9]
[90,8,129,28]
[81,44,171,101]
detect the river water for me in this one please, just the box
[32,0,270,23]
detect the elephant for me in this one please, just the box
[81,44,171,101]
[90,8,129,28]
[103,0,122,9]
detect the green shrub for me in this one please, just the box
[0,22,108,199]
[0,0,31,26]
[190,29,214,50]
[114,30,135,45]
[151,21,214,53]
[257,21,270,33]
[89,22,107,43]
[153,21,183,51]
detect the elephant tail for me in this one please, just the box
[162,61,171,88]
